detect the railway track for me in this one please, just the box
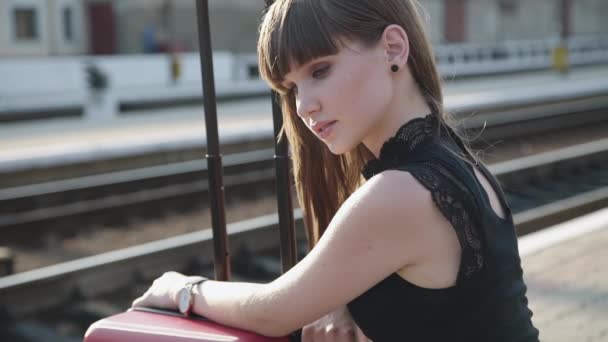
[497,138,608,234]
[1,136,607,322]
[1,107,607,244]
[0,147,277,243]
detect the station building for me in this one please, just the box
[0,0,607,57]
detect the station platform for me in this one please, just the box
[519,207,608,341]
[1,64,608,174]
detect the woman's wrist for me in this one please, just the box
[175,275,210,315]
[171,275,207,306]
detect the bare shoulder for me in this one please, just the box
[335,169,455,266]
[354,170,429,210]
[351,169,434,219]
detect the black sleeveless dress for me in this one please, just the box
[346,114,539,341]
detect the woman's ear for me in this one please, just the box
[381,24,410,71]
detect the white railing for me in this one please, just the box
[1,35,607,122]
[436,35,608,76]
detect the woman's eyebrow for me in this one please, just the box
[282,58,330,87]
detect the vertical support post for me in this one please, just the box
[553,0,571,73]
[560,0,572,41]
[271,92,298,273]
[444,0,467,43]
[195,0,230,281]
[264,0,298,273]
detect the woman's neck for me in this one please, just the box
[363,77,432,159]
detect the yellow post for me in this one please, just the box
[170,52,182,83]
[552,44,569,74]
[554,0,571,74]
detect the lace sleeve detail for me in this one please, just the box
[400,161,484,283]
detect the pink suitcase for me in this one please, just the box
[85,308,292,342]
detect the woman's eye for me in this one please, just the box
[312,66,329,79]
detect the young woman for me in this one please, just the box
[132,0,540,341]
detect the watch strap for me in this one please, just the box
[186,276,208,289]
[183,276,209,316]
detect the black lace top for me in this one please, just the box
[347,114,539,341]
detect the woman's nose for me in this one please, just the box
[296,92,321,119]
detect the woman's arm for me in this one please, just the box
[133,171,445,337]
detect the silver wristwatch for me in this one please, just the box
[177,277,208,316]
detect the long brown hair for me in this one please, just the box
[258,0,462,250]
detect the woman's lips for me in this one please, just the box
[317,121,337,139]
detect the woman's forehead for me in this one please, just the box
[280,40,366,85]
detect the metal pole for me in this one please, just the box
[264,0,298,273]
[560,0,571,41]
[195,0,230,281]
[272,92,298,272]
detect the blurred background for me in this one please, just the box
[1,0,607,55]
[0,0,607,341]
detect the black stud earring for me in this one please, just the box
[391,64,399,72]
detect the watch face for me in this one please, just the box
[177,287,191,314]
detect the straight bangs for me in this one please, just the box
[258,0,345,93]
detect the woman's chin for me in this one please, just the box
[325,141,354,156]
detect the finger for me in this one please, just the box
[331,332,352,342]
[132,289,156,308]
[135,285,153,300]
[312,328,327,342]
[334,328,355,342]
[321,326,340,342]
[131,285,154,307]
[131,296,145,308]
[354,327,368,342]
[301,326,313,342]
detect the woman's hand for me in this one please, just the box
[301,305,370,342]
[131,271,194,310]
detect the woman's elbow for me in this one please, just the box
[250,306,301,336]
[249,312,300,337]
